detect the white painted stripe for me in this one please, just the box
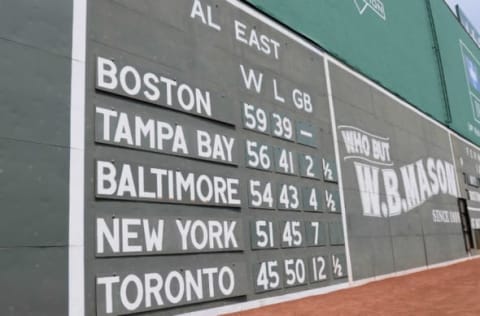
[467,206,480,212]
[69,0,86,315]
[324,57,353,283]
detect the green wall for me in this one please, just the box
[246,0,447,122]
[0,1,72,314]
[246,0,480,146]
[429,0,480,144]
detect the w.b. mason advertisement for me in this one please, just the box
[330,63,467,280]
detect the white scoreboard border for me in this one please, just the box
[69,0,87,315]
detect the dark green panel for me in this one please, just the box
[0,0,72,56]
[0,247,68,316]
[0,139,68,246]
[0,40,71,146]
[0,7,72,316]
[430,0,480,146]
[246,0,447,122]
[0,1,72,316]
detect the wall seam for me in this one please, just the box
[425,0,453,124]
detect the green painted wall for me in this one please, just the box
[429,0,480,144]
[0,0,72,314]
[246,0,448,123]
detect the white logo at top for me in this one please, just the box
[468,59,479,86]
[354,0,386,21]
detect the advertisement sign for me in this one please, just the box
[329,61,465,279]
[461,41,480,124]
[429,0,480,145]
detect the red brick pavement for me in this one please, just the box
[227,258,480,316]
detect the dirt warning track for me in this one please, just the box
[227,257,480,316]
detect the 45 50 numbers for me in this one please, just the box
[254,255,340,293]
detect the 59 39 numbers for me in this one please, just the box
[244,103,295,141]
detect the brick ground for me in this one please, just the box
[227,258,480,316]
